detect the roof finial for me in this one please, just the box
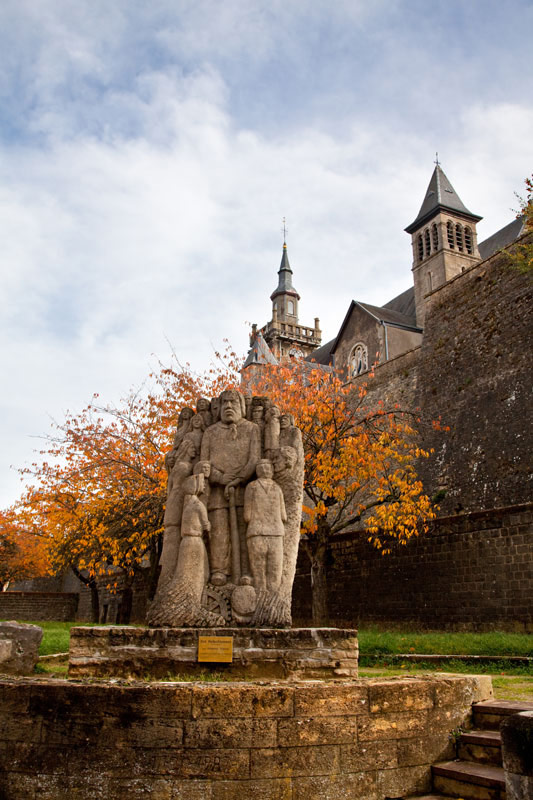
[435,152,441,167]
[281,217,288,247]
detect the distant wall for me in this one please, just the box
[0,592,78,622]
[292,503,533,632]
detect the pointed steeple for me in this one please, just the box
[405,165,482,234]
[270,243,300,301]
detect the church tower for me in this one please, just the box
[251,238,322,362]
[405,164,482,326]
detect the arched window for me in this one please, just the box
[287,299,294,315]
[432,223,439,251]
[456,224,464,252]
[428,271,433,292]
[349,342,368,377]
[464,226,473,254]
[424,228,431,257]
[447,221,455,249]
[417,234,424,262]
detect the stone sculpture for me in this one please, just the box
[147,389,304,628]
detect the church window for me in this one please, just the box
[287,299,294,315]
[428,271,433,292]
[424,228,431,256]
[417,234,424,262]
[432,223,439,250]
[447,221,455,249]
[456,224,464,252]
[464,226,473,254]
[349,342,368,377]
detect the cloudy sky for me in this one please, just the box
[1,0,532,507]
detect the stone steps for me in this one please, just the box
[432,760,506,800]
[408,700,533,800]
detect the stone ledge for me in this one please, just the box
[69,626,359,680]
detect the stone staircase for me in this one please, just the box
[408,699,533,800]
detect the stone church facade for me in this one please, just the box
[243,165,532,630]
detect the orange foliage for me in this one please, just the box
[0,506,51,588]
[12,345,241,586]
[247,360,436,552]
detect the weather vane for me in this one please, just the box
[435,152,441,167]
[281,217,288,243]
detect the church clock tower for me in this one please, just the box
[247,237,322,364]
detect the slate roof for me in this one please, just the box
[271,244,300,301]
[242,331,279,368]
[405,165,482,233]
[306,337,336,365]
[478,216,525,261]
[383,286,417,318]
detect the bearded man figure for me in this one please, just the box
[200,389,261,586]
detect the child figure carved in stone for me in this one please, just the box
[244,459,287,593]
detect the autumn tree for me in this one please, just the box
[248,360,437,625]
[13,347,241,621]
[0,507,51,590]
[507,173,533,274]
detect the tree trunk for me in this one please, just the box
[304,533,330,627]
[70,566,99,623]
[117,573,134,624]
[148,534,162,601]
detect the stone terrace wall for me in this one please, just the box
[418,245,532,515]
[292,503,533,632]
[349,240,532,516]
[0,592,78,622]
[0,674,491,800]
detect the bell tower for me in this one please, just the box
[255,235,322,361]
[405,163,482,326]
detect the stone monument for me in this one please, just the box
[69,389,358,679]
[147,388,304,629]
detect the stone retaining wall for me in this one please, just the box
[292,503,533,631]
[0,673,492,799]
[0,592,78,622]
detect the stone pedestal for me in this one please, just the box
[69,626,358,680]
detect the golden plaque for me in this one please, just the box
[197,635,234,663]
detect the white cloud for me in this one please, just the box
[0,1,532,506]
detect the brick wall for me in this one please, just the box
[292,503,533,631]
[0,592,78,622]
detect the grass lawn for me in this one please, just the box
[358,627,533,658]
[27,621,532,701]
[13,621,533,659]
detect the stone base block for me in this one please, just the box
[69,626,358,679]
[0,621,43,675]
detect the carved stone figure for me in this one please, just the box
[148,390,304,629]
[244,460,286,592]
[200,390,261,586]
[196,397,212,428]
[264,405,281,457]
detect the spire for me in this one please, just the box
[270,243,300,301]
[405,164,482,233]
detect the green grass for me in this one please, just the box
[358,627,533,658]
[11,621,533,662]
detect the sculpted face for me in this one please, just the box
[194,460,211,478]
[179,407,194,424]
[220,392,242,423]
[267,405,281,420]
[252,406,264,422]
[191,414,204,429]
[256,460,273,479]
[280,414,290,429]
[197,397,209,412]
